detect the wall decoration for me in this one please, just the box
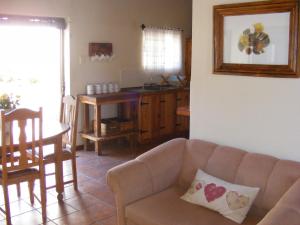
[238,23,270,56]
[89,43,115,62]
[213,0,300,78]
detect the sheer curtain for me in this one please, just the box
[142,27,182,74]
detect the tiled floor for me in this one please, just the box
[0,141,155,225]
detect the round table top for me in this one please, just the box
[0,121,70,147]
[40,121,70,143]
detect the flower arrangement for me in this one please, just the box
[0,93,20,110]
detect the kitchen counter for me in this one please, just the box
[78,86,189,102]
[78,85,190,152]
[78,92,139,155]
[79,91,139,105]
[123,86,189,95]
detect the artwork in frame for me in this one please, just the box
[213,0,300,78]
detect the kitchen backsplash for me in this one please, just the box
[119,69,163,88]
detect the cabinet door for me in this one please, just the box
[176,90,189,132]
[138,94,161,142]
[159,93,176,136]
[151,95,161,139]
[185,38,192,83]
[138,95,152,142]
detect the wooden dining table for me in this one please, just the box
[0,121,70,200]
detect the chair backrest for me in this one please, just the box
[1,108,43,173]
[59,95,79,152]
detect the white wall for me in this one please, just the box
[191,0,300,161]
[0,0,192,141]
[0,0,192,94]
[68,0,192,95]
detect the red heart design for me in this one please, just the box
[195,183,202,190]
[204,183,226,202]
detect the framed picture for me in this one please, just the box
[213,0,300,77]
[89,43,113,57]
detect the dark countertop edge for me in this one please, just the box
[78,86,190,98]
[121,86,190,94]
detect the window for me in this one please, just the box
[0,15,66,120]
[142,27,182,74]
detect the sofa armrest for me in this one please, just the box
[107,138,187,225]
[258,179,300,225]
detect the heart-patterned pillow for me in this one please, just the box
[187,180,205,194]
[226,191,250,210]
[204,183,226,202]
[181,170,259,224]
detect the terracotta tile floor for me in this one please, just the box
[0,141,156,225]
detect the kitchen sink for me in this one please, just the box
[126,85,178,93]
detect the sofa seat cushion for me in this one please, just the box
[126,186,262,225]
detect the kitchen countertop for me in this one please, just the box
[122,85,189,94]
[78,86,190,103]
[78,85,190,109]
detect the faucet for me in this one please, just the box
[160,74,170,86]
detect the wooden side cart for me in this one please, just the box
[78,92,139,156]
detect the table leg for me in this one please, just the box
[95,141,102,156]
[55,136,64,201]
[83,104,90,151]
[94,105,102,155]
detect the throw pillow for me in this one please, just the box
[181,169,260,224]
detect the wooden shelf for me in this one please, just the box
[79,92,139,105]
[78,93,139,155]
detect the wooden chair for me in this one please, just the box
[43,95,79,190]
[0,153,21,197]
[0,108,47,225]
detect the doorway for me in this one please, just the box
[0,20,64,120]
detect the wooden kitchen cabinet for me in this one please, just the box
[185,38,192,84]
[138,90,188,144]
[138,95,155,142]
[159,92,176,136]
[138,94,161,142]
[176,90,189,133]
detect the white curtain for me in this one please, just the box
[142,27,182,74]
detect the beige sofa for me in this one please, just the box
[107,138,300,225]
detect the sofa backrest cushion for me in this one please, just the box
[178,139,300,214]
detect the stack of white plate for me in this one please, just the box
[86,82,120,95]
[102,83,108,93]
[86,84,95,95]
[95,84,102,94]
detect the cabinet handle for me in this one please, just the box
[160,100,166,103]
[140,129,148,134]
[160,126,165,130]
[140,102,149,106]
[176,123,181,127]
[176,98,182,101]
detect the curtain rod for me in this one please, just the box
[0,14,66,29]
[141,24,183,32]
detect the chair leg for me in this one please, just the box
[16,183,21,197]
[39,168,47,223]
[71,156,78,191]
[3,185,12,225]
[28,180,35,205]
